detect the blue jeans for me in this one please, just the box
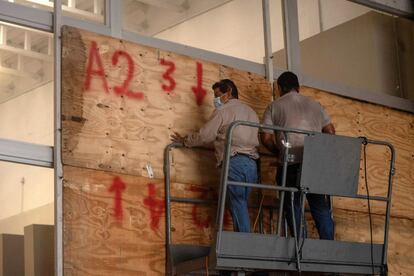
[277,164,334,240]
[227,154,258,232]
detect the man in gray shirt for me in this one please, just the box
[261,71,335,240]
[171,79,259,233]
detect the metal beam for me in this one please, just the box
[281,0,301,76]
[0,1,53,32]
[262,0,274,87]
[53,0,63,276]
[122,30,265,76]
[108,0,122,38]
[348,0,414,19]
[62,15,111,36]
[0,138,53,167]
[0,44,53,61]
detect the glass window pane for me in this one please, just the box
[0,22,53,145]
[123,0,266,63]
[297,0,414,101]
[0,161,53,234]
[2,0,105,23]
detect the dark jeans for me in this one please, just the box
[227,154,258,232]
[277,164,334,240]
[220,155,259,276]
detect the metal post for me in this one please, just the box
[53,0,63,275]
[107,0,122,38]
[299,190,306,240]
[262,0,274,86]
[215,124,235,254]
[291,191,301,272]
[381,143,396,269]
[281,0,301,75]
[164,144,172,274]
[277,132,289,235]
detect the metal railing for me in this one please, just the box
[215,121,395,273]
[164,120,395,274]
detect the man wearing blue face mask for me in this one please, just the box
[171,79,260,233]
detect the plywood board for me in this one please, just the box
[61,26,414,275]
[64,165,413,275]
[334,209,414,276]
[302,87,414,219]
[62,26,272,184]
[64,166,239,274]
[64,166,166,275]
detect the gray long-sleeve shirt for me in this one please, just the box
[184,99,260,166]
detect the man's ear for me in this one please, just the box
[222,90,232,101]
[277,85,283,97]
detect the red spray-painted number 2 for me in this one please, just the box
[112,50,144,99]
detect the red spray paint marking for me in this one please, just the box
[191,62,207,106]
[108,176,126,221]
[84,41,109,93]
[112,50,144,99]
[189,186,212,229]
[160,58,176,93]
[143,183,165,231]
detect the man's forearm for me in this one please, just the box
[184,131,203,147]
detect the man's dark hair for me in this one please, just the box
[277,71,299,94]
[211,79,239,99]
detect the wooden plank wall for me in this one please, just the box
[62,26,414,275]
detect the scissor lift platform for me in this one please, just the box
[172,233,383,275]
[165,122,395,275]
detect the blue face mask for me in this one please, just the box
[213,96,222,108]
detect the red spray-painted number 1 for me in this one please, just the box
[108,176,126,221]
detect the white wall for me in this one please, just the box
[0,81,54,146]
[0,161,53,221]
[0,81,54,230]
[155,0,371,63]
[155,0,285,63]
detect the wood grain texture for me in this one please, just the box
[64,166,166,275]
[62,26,273,185]
[62,26,218,181]
[61,26,414,275]
[333,209,414,276]
[219,65,272,120]
[302,87,414,219]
